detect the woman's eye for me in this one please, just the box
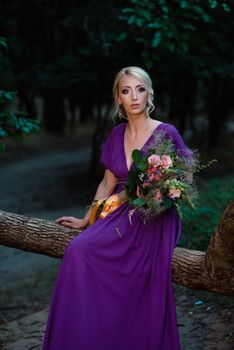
[122,89,129,94]
[138,87,146,93]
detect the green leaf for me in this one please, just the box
[0,37,7,49]
[209,0,217,9]
[148,22,160,29]
[180,1,189,9]
[145,60,154,69]
[126,170,140,194]
[122,8,134,14]
[136,18,144,26]
[162,196,172,209]
[160,187,168,195]
[151,32,162,48]
[132,149,142,164]
[0,128,8,138]
[128,15,136,25]
[116,32,127,42]
[133,197,146,207]
[0,91,17,103]
[128,170,140,183]
[222,3,231,12]
[138,161,148,171]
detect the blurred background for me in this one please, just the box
[0,1,234,349]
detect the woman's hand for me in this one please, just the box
[55,216,88,229]
[55,170,118,229]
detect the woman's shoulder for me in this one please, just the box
[160,121,192,154]
[106,122,126,139]
[159,122,179,133]
[159,122,183,139]
[112,122,127,133]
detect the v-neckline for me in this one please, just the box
[122,122,164,172]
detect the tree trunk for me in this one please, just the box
[43,91,66,134]
[0,200,233,296]
[89,103,113,174]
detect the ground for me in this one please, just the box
[0,125,233,349]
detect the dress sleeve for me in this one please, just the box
[164,124,193,157]
[100,130,114,170]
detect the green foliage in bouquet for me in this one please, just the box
[125,131,215,221]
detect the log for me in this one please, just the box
[0,200,234,296]
[0,211,79,258]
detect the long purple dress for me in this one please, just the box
[42,122,190,350]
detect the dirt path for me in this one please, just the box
[1,284,233,350]
[0,135,233,349]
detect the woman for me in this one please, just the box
[42,66,190,350]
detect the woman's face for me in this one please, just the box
[117,74,148,117]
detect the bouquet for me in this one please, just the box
[125,130,208,221]
[89,130,216,226]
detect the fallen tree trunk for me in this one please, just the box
[0,200,234,296]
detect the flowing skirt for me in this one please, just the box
[42,204,181,350]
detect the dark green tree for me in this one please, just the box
[0,0,233,164]
[116,0,234,146]
[0,37,40,151]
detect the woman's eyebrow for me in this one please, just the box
[121,84,144,88]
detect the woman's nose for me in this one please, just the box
[131,89,138,100]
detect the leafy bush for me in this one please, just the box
[0,90,40,151]
[0,37,40,151]
[179,176,234,250]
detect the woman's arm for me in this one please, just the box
[55,169,118,229]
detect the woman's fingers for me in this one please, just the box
[55,217,66,223]
[60,221,73,227]
[56,220,75,228]
[55,216,73,223]
[55,217,85,229]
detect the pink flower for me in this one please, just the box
[154,172,162,181]
[148,154,161,167]
[147,166,156,174]
[148,174,155,181]
[155,189,163,203]
[161,155,173,169]
[143,181,151,187]
[169,188,181,199]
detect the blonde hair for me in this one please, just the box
[112,66,155,119]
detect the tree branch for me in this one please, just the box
[0,200,233,296]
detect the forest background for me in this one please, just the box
[0,0,234,349]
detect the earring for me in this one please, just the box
[118,105,124,119]
[145,102,149,117]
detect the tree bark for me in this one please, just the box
[0,200,234,296]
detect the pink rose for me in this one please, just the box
[169,188,181,199]
[161,155,173,169]
[148,154,161,167]
[148,173,155,181]
[154,173,162,181]
[155,189,162,203]
[147,166,156,174]
[143,181,151,187]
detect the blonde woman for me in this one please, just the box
[42,66,191,350]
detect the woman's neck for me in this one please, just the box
[126,114,157,138]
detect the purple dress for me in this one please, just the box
[42,122,190,350]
